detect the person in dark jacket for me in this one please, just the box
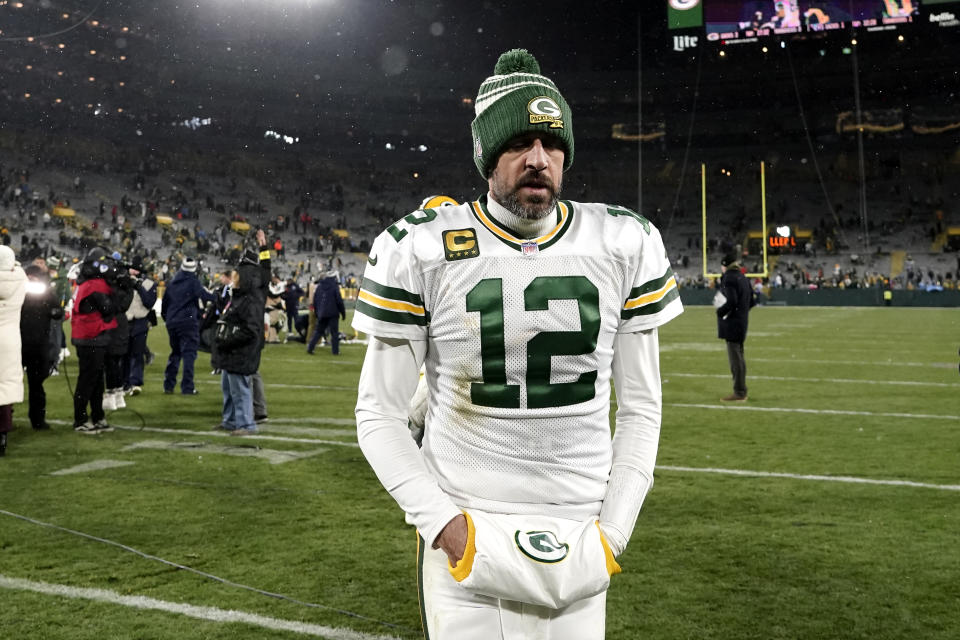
[161,256,214,394]
[20,265,63,431]
[124,256,157,395]
[281,277,304,337]
[716,254,757,402]
[306,270,346,355]
[71,247,119,433]
[212,230,270,435]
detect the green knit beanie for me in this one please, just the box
[471,49,574,178]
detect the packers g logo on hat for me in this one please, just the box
[527,96,564,129]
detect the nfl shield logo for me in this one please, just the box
[521,241,539,256]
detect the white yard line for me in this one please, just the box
[0,575,401,640]
[50,460,136,476]
[667,403,959,421]
[111,425,360,447]
[666,372,959,388]
[122,440,329,465]
[656,465,960,491]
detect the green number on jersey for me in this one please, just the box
[466,276,600,409]
[605,206,651,234]
[387,208,439,243]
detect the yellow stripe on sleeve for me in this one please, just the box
[357,289,426,316]
[623,276,677,311]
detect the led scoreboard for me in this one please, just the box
[705,1,919,42]
[668,0,927,46]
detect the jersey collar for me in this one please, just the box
[470,194,574,252]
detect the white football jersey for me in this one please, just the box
[353,195,682,518]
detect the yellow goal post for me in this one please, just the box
[701,161,769,280]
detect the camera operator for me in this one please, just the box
[103,252,135,411]
[20,264,63,431]
[70,247,119,434]
[212,229,270,435]
[124,256,157,395]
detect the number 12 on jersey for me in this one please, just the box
[465,275,600,410]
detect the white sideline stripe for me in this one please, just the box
[657,465,960,492]
[266,425,356,438]
[0,575,400,640]
[50,460,136,476]
[666,372,960,388]
[668,403,959,421]
[111,425,361,447]
[266,417,357,426]
[195,379,355,391]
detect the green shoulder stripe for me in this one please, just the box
[360,277,424,306]
[621,287,680,319]
[355,299,429,326]
[627,268,676,299]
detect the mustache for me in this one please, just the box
[516,172,555,190]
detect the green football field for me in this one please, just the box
[1,305,957,639]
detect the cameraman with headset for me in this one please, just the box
[104,252,136,412]
[70,247,119,434]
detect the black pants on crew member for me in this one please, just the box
[73,344,107,426]
[726,340,747,399]
[22,343,51,429]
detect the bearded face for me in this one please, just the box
[487,133,565,220]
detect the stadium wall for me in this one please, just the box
[679,289,960,308]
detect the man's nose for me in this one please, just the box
[524,140,548,171]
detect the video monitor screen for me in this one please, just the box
[803,1,919,31]
[705,0,805,41]
[705,1,919,42]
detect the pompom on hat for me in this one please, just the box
[470,48,574,178]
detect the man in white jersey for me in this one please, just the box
[354,48,683,639]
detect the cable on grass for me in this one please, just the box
[0,509,420,637]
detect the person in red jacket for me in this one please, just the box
[70,247,119,433]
